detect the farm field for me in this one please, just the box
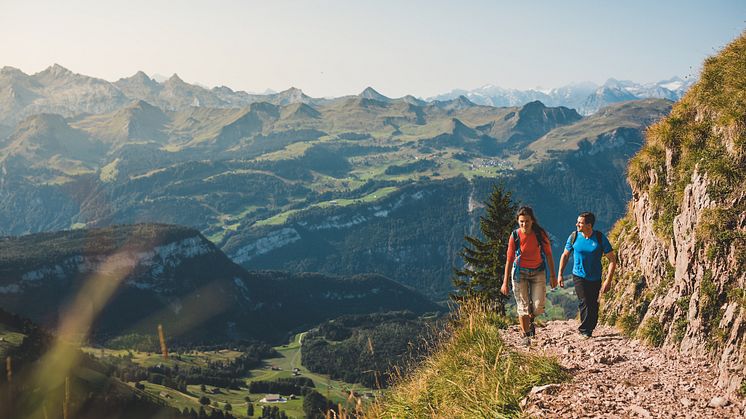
[84,332,380,418]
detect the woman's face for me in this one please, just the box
[518,215,533,232]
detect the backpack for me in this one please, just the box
[511,229,550,283]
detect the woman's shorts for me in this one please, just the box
[511,268,546,317]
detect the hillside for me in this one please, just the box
[0,224,441,344]
[368,300,566,417]
[600,32,746,393]
[0,63,672,302]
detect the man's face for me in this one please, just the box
[576,216,590,231]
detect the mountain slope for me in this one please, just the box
[0,224,441,344]
[601,32,746,394]
[369,301,566,417]
[0,64,672,304]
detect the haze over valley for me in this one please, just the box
[1,4,744,413]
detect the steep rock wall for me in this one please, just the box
[602,33,746,394]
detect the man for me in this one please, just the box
[557,212,617,338]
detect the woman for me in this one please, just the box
[500,206,557,346]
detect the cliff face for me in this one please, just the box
[602,33,746,394]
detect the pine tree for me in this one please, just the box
[451,184,516,314]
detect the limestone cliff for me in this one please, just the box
[601,33,746,394]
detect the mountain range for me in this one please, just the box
[429,77,694,115]
[0,64,688,128]
[0,64,673,301]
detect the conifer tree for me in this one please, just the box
[451,184,516,314]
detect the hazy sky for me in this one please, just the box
[2,0,744,98]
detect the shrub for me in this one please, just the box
[673,317,688,344]
[639,317,665,347]
[617,312,640,338]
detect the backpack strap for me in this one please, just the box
[511,229,522,283]
[595,230,604,255]
[536,230,550,283]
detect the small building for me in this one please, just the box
[259,394,287,403]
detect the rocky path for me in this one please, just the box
[500,320,744,418]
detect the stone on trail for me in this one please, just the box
[628,405,652,418]
[707,396,729,408]
[529,383,561,395]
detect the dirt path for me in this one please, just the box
[500,320,744,418]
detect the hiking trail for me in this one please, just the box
[500,320,745,418]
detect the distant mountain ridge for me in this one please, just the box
[429,76,694,115]
[0,64,689,126]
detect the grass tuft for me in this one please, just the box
[639,317,665,347]
[617,313,640,338]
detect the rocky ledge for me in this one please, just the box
[500,320,745,418]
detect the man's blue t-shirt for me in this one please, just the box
[565,231,612,281]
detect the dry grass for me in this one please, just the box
[365,299,567,418]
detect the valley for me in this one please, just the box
[84,332,379,418]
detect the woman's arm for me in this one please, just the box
[502,234,516,295]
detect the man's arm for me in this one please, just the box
[557,249,571,288]
[600,250,617,294]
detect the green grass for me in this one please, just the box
[0,329,26,359]
[254,186,400,226]
[369,299,567,418]
[617,312,640,338]
[639,317,665,347]
[82,347,245,369]
[251,334,378,403]
[85,332,377,419]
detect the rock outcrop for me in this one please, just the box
[601,32,746,394]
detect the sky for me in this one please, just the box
[1,0,744,98]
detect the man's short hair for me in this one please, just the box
[579,211,595,227]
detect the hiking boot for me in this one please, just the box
[528,319,536,337]
[579,331,592,339]
[521,335,531,347]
